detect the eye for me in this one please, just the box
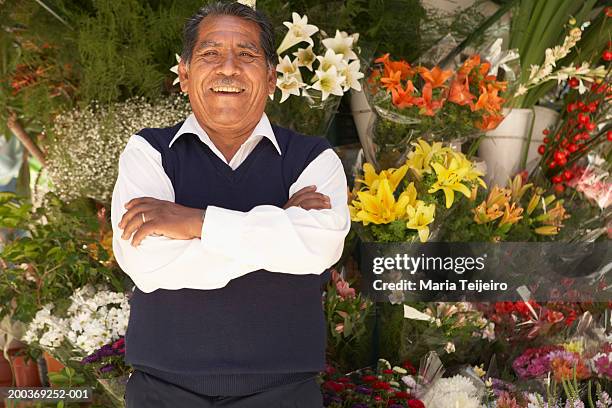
[239,52,256,58]
[203,51,219,57]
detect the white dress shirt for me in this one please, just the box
[111,112,351,293]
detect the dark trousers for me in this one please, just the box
[124,370,324,408]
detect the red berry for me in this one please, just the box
[567,103,577,113]
[568,143,578,153]
[563,170,573,181]
[542,129,550,135]
[561,139,569,147]
[603,50,612,62]
[553,151,566,162]
[554,184,565,193]
[568,77,580,88]
[558,157,567,166]
[538,145,546,155]
[573,134,582,142]
[606,7,612,18]
[577,113,590,125]
[588,102,597,112]
[577,101,585,109]
[543,137,550,144]
[585,122,597,131]
[608,130,612,141]
[552,175,563,184]
[549,161,557,169]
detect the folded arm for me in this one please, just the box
[111,135,350,293]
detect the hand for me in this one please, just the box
[118,197,204,247]
[283,185,331,210]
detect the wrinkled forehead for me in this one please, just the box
[196,15,262,51]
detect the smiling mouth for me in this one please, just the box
[210,85,245,94]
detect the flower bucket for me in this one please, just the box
[350,88,375,154]
[98,375,129,408]
[478,108,534,187]
[43,351,65,375]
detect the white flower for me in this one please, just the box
[445,341,456,354]
[277,13,318,54]
[321,29,358,61]
[403,304,435,322]
[276,74,304,103]
[170,53,181,86]
[402,375,417,389]
[276,55,302,79]
[482,322,495,341]
[315,49,346,73]
[292,45,316,71]
[424,375,483,408]
[393,366,408,375]
[310,65,345,101]
[237,0,256,8]
[340,59,364,92]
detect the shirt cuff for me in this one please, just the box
[201,205,246,256]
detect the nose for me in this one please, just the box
[216,52,240,77]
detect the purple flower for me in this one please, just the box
[81,353,100,364]
[99,364,116,373]
[351,404,368,408]
[355,385,372,395]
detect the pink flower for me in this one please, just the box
[336,280,356,299]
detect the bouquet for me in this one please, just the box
[363,52,508,169]
[349,139,486,243]
[266,13,364,136]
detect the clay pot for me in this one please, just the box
[0,353,12,386]
[9,353,42,387]
[43,351,65,374]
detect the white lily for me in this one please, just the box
[276,74,304,103]
[340,59,364,91]
[310,65,345,101]
[169,53,181,86]
[292,45,316,71]
[322,29,358,61]
[315,48,346,73]
[237,0,256,8]
[277,13,319,54]
[276,55,302,78]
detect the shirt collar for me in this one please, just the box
[169,112,281,155]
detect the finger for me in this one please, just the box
[297,197,331,210]
[121,213,146,240]
[292,192,330,205]
[125,197,157,210]
[131,222,156,247]
[119,203,158,229]
[288,186,318,200]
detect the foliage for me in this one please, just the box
[0,192,125,325]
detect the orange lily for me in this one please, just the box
[448,74,476,108]
[380,70,402,94]
[413,82,444,116]
[474,84,505,113]
[392,80,416,108]
[459,55,481,76]
[476,114,504,131]
[418,66,453,88]
[375,53,413,80]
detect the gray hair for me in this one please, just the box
[181,2,276,68]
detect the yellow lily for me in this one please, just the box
[534,225,560,236]
[499,202,524,227]
[508,174,532,203]
[357,163,408,194]
[406,139,450,178]
[428,159,472,208]
[406,201,436,242]
[352,179,407,225]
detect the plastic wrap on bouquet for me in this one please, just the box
[97,374,129,408]
[265,91,341,137]
[361,38,516,171]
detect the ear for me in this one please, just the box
[267,66,277,96]
[178,60,190,94]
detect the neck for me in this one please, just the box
[196,117,260,163]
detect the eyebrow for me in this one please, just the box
[195,40,222,51]
[237,42,260,53]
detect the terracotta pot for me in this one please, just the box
[10,354,42,387]
[43,351,65,374]
[0,353,12,387]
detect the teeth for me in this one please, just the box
[212,86,243,93]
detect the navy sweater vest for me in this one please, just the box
[124,121,333,396]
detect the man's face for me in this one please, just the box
[178,15,276,135]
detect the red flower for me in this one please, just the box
[401,361,417,374]
[362,375,377,382]
[394,391,412,399]
[323,380,345,393]
[383,369,394,374]
[408,399,425,408]
[372,381,391,390]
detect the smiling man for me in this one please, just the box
[110,2,350,407]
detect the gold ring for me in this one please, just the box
[141,213,146,223]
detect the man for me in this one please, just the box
[110,2,350,407]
